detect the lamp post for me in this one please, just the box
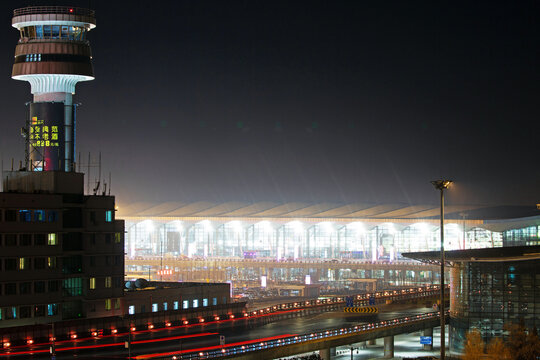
[431,179,452,360]
[50,322,56,360]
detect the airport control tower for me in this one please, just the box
[12,6,96,172]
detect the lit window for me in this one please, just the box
[152,303,158,312]
[163,302,168,311]
[128,305,135,315]
[89,278,96,289]
[47,257,57,269]
[203,298,208,307]
[48,233,57,245]
[47,304,58,316]
[105,277,112,288]
[19,210,31,222]
[19,257,30,270]
[182,300,189,309]
[8,307,17,319]
[212,297,217,306]
[193,299,199,308]
[114,233,122,243]
[105,299,111,311]
[173,301,179,310]
[34,210,45,222]
[105,210,112,222]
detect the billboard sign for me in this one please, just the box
[29,102,66,171]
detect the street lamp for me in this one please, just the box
[431,179,452,359]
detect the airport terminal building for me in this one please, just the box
[120,201,540,261]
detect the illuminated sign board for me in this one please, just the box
[30,116,60,147]
[29,102,66,171]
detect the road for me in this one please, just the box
[0,304,434,359]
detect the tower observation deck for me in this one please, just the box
[12,6,96,172]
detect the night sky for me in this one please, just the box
[0,1,538,207]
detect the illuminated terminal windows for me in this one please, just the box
[19,25,87,41]
[126,219,509,261]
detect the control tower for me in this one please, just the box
[12,6,96,172]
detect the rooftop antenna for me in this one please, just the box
[87,152,91,194]
[92,152,101,195]
[108,171,111,196]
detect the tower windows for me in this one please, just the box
[15,53,90,64]
[43,25,52,38]
[19,25,87,41]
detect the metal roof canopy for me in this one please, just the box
[403,245,540,264]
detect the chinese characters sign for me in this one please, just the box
[29,102,68,171]
[30,116,60,147]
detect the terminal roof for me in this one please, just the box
[403,245,540,264]
[118,201,539,222]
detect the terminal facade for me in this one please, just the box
[121,202,540,261]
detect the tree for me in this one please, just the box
[505,321,540,360]
[486,337,510,359]
[464,328,485,360]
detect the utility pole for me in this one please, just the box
[431,179,452,360]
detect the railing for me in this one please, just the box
[13,6,95,17]
[168,311,444,359]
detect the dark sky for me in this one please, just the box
[0,0,539,206]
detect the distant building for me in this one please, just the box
[122,280,231,315]
[119,201,540,261]
[405,246,540,356]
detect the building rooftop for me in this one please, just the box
[403,245,540,264]
[118,201,539,222]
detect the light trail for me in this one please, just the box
[0,332,218,357]
[135,334,296,359]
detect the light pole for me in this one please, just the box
[431,179,452,360]
[50,322,56,360]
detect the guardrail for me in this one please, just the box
[13,6,95,17]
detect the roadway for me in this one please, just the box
[290,328,446,360]
[0,304,436,359]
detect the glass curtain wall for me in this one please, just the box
[449,260,540,355]
[125,219,519,260]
